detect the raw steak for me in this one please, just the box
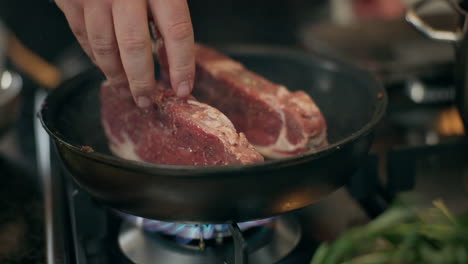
[192,44,328,158]
[100,82,264,166]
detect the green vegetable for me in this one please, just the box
[310,200,468,264]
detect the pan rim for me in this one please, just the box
[39,46,387,176]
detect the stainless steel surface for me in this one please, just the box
[405,0,461,43]
[118,217,301,264]
[34,89,62,264]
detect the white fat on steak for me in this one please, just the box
[102,118,142,162]
[203,60,243,75]
[192,44,328,159]
[185,100,261,163]
[253,110,308,159]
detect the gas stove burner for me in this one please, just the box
[118,216,301,264]
[117,212,274,243]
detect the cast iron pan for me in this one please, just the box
[40,46,387,223]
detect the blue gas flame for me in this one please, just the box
[116,211,273,244]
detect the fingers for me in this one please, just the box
[59,0,192,104]
[150,0,195,97]
[55,0,95,63]
[113,0,156,107]
[84,0,126,86]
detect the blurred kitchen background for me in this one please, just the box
[0,0,467,263]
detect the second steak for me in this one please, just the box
[192,44,328,158]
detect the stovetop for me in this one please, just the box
[0,93,465,264]
[50,155,318,264]
[49,140,468,264]
[41,75,468,263]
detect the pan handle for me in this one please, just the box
[405,0,462,43]
[347,154,394,218]
[348,153,416,219]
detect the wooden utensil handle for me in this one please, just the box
[6,33,62,89]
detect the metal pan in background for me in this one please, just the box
[299,15,456,85]
[39,46,387,223]
[406,0,468,131]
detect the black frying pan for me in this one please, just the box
[39,46,386,223]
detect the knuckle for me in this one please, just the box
[128,78,153,90]
[166,20,193,42]
[120,37,149,54]
[90,36,117,56]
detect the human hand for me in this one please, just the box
[55,0,195,107]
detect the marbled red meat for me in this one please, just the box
[100,82,264,166]
[192,44,328,158]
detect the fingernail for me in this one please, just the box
[176,81,191,97]
[136,96,151,108]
